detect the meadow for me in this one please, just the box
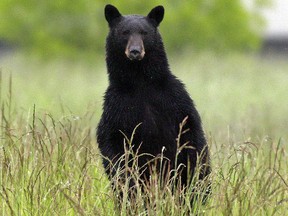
[0,52,287,215]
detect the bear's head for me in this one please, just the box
[104,4,164,61]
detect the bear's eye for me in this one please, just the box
[122,30,130,35]
[140,30,148,35]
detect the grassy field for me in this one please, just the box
[0,52,287,215]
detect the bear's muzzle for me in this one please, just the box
[125,35,145,61]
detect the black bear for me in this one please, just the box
[97,4,211,201]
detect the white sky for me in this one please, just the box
[261,0,288,36]
[244,0,288,37]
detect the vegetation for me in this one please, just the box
[0,53,287,215]
[0,0,265,57]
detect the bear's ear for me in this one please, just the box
[105,4,122,26]
[147,5,164,27]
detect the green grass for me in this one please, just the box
[0,52,287,215]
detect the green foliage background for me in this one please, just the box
[0,0,264,57]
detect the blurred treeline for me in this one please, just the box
[0,0,267,58]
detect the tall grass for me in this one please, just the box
[0,53,287,215]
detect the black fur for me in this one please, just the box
[97,4,211,198]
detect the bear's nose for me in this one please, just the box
[129,47,141,59]
[125,35,145,61]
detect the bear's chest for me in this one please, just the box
[112,89,181,156]
[113,88,178,137]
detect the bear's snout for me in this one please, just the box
[125,35,145,61]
